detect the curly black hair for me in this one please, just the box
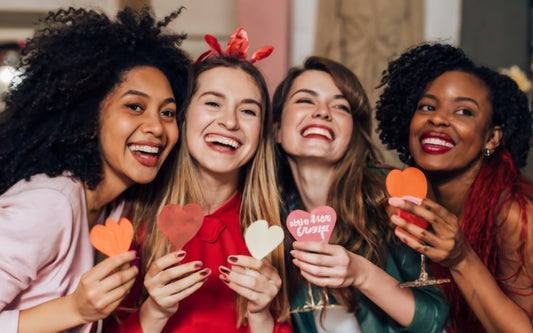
[0,7,192,194]
[376,43,533,168]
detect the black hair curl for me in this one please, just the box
[0,7,191,194]
[376,43,532,168]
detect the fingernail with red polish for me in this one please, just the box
[194,262,203,269]
[176,251,186,258]
[228,256,238,263]
[200,268,211,276]
[219,266,230,274]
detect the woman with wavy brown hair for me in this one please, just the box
[273,56,448,332]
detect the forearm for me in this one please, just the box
[18,294,85,333]
[355,257,415,327]
[138,297,172,333]
[247,310,275,333]
[450,248,533,333]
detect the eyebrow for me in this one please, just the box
[199,90,262,108]
[422,94,480,108]
[291,89,347,101]
[122,89,176,105]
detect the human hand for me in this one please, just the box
[388,197,470,268]
[219,255,281,315]
[143,251,210,319]
[290,241,365,288]
[70,250,138,324]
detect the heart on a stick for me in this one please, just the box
[244,220,284,260]
[385,167,427,202]
[157,203,204,251]
[286,206,337,242]
[386,167,428,229]
[90,217,134,257]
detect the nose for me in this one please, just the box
[141,110,164,137]
[427,109,450,127]
[312,103,332,120]
[218,108,240,130]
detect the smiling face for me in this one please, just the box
[275,70,353,165]
[409,70,501,173]
[98,65,179,187]
[185,66,262,179]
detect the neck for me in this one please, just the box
[84,176,130,227]
[426,161,482,217]
[198,169,239,215]
[287,156,334,211]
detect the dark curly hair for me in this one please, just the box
[0,7,192,194]
[376,43,532,168]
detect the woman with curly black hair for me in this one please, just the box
[376,43,533,332]
[0,7,190,332]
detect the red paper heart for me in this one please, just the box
[286,206,337,242]
[90,217,134,257]
[157,203,204,251]
[385,167,427,199]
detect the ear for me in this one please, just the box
[273,122,282,144]
[485,125,503,150]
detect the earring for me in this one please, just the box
[483,148,493,157]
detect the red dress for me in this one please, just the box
[105,193,291,333]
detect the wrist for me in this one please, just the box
[247,309,274,328]
[140,296,175,322]
[64,293,87,326]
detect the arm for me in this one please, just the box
[389,197,533,333]
[290,241,415,327]
[219,256,282,333]
[18,252,138,333]
[136,251,209,333]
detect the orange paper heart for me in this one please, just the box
[90,217,134,257]
[385,167,427,199]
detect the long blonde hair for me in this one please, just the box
[132,56,289,325]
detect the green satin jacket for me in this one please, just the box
[289,241,449,332]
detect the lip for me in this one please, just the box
[205,133,242,153]
[419,131,455,154]
[128,141,164,167]
[301,124,335,141]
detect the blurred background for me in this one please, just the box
[0,0,532,177]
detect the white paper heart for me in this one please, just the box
[244,219,284,260]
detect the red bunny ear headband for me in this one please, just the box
[195,27,274,64]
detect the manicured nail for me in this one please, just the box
[194,262,203,269]
[200,268,211,276]
[219,266,230,274]
[220,274,229,283]
[388,197,404,206]
[228,256,238,263]
[176,251,186,258]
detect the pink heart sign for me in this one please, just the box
[157,203,204,251]
[286,206,337,242]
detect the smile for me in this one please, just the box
[205,134,241,150]
[128,144,161,154]
[301,126,334,140]
[420,132,455,154]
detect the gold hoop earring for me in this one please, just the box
[483,148,493,157]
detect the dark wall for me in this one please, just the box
[461,0,533,178]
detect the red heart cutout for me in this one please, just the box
[157,203,204,251]
[386,167,427,199]
[90,217,134,257]
[286,206,337,242]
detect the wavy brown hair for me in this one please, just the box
[273,56,391,313]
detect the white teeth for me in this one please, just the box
[206,135,240,149]
[129,145,160,154]
[421,137,454,148]
[302,127,333,140]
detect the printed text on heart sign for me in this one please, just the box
[288,214,332,240]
